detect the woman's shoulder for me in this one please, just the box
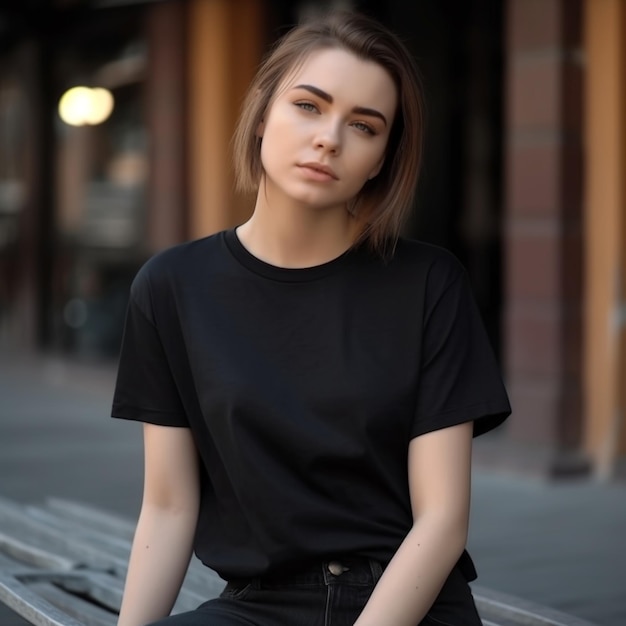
[128,231,227,307]
[390,236,467,284]
[133,232,225,285]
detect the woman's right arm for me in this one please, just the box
[117,423,201,626]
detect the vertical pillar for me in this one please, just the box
[459,0,504,350]
[16,22,55,350]
[186,0,265,239]
[144,0,188,252]
[583,0,626,479]
[503,0,586,475]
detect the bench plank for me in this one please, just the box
[30,582,116,626]
[472,585,598,626]
[42,499,135,541]
[0,508,127,573]
[0,573,86,626]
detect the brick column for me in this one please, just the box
[145,1,188,252]
[186,0,265,239]
[501,0,587,476]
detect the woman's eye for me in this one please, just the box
[353,122,376,135]
[295,102,318,113]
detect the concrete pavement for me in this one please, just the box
[1,350,625,626]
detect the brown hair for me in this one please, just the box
[232,10,424,256]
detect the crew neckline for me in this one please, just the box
[223,227,356,282]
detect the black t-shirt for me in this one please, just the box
[112,228,511,581]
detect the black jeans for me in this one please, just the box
[146,557,482,626]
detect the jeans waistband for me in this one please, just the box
[229,557,384,589]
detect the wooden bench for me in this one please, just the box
[0,496,597,626]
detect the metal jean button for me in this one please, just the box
[328,561,350,576]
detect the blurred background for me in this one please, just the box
[0,0,625,624]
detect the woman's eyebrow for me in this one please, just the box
[292,84,388,126]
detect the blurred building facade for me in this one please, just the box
[0,0,623,480]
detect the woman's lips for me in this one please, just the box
[298,162,339,181]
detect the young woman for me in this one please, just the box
[112,10,510,626]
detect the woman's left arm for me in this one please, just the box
[354,421,474,626]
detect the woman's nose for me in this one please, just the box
[314,121,341,153]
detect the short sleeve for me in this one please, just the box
[111,268,188,427]
[412,267,511,439]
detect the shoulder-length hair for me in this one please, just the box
[232,10,424,256]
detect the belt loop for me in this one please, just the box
[368,559,384,584]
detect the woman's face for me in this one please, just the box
[257,47,398,212]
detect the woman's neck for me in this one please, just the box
[236,186,357,269]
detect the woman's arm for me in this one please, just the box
[117,423,201,626]
[354,421,473,626]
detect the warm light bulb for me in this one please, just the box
[58,86,115,126]
[86,88,114,124]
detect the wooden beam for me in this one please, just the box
[583,0,626,477]
[186,0,264,239]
